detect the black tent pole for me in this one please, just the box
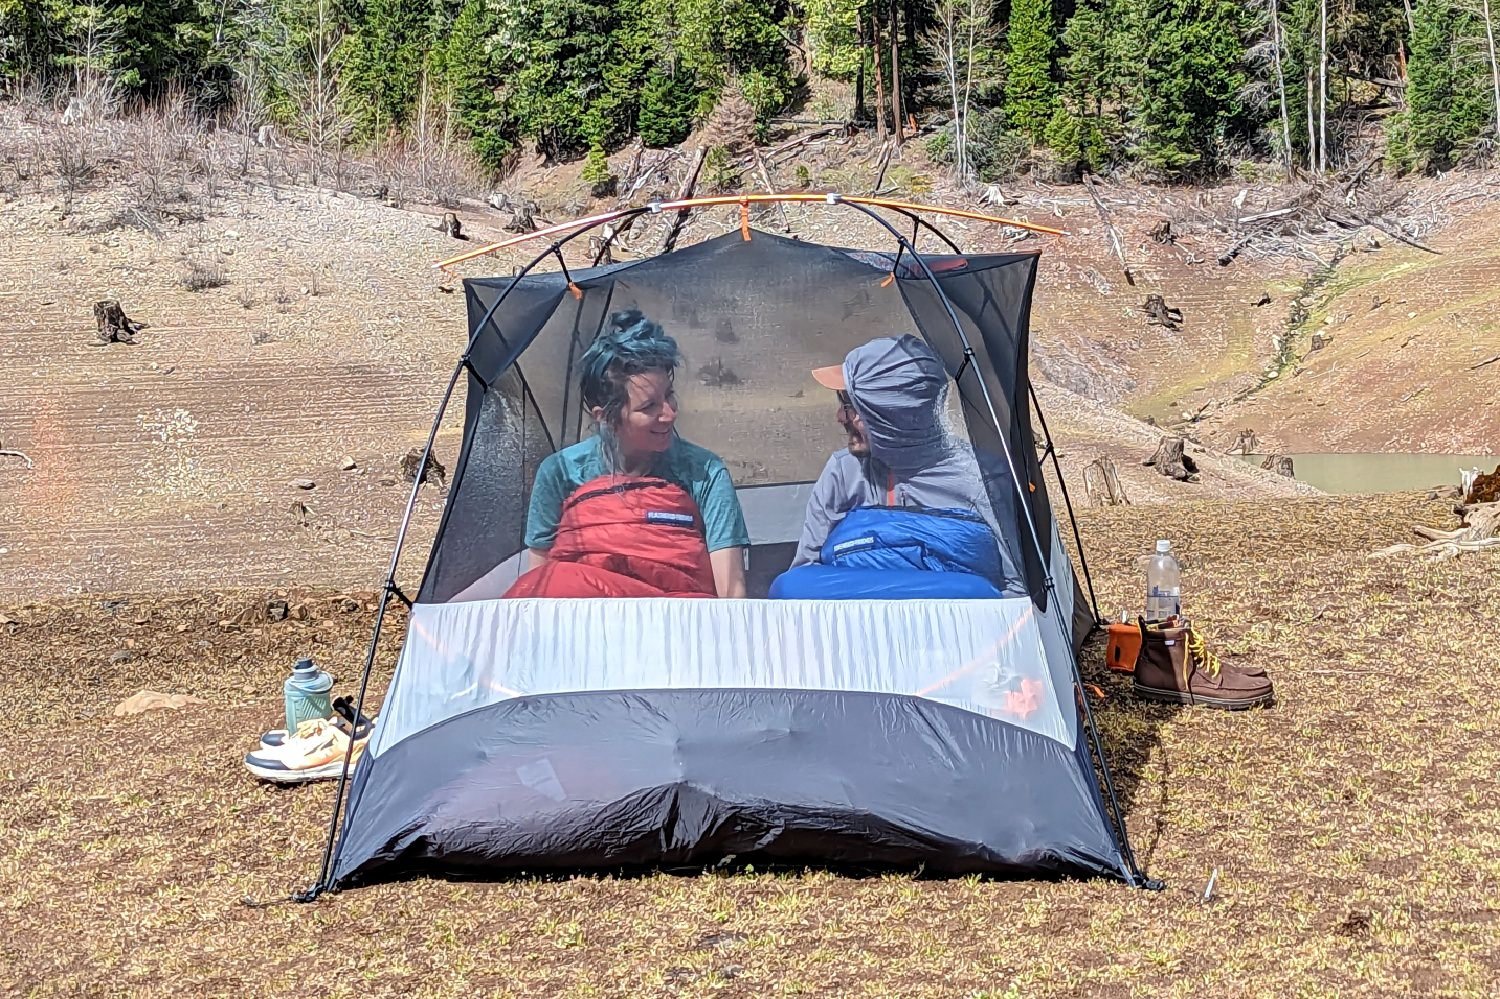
[295,210,651,902]
[1028,383,1103,625]
[837,197,1158,890]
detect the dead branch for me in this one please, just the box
[753,149,791,232]
[660,146,709,255]
[1082,173,1134,285]
[1328,209,1439,254]
[1468,354,1500,371]
[871,141,894,195]
[0,449,34,469]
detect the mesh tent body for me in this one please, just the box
[325,227,1138,888]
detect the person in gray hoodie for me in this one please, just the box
[792,333,1024,590]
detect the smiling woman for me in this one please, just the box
[514,309,750,598]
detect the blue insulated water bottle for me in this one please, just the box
[283,658,334,733]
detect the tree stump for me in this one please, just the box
[92,300,145,345]
[1148,219,1175,244]
[1143,294,1183,331]
[1083,457,1130,506]
[1466,465,1500,504]
[1227,429,1258,455]
[503,201,537,234]
[399,447,447,487]
[439,212,467,240]
[1143,436,1199,482]
[1261,453,1295,477]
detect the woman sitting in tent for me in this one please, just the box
[504,309,750,599]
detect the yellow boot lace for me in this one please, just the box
[1186,627,1222,678]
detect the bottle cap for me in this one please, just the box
[292,657,316,675]
[1156,540,1171,554]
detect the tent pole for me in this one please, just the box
[838,198,1158,890]
[296,210,651,902]
[1028,383,1103,625]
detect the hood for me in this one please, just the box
[843,334,953,474]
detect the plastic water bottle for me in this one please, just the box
[283,658,334,733]
[1145,540,1181,621]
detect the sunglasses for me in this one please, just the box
[836,391,860,418]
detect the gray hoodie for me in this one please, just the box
[791,334,1023,588]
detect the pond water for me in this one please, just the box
[1239,453,1500,494]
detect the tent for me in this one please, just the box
[301,195,1155,896]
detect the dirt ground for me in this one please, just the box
[3,493,1497,998]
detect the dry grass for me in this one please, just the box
[1,494,1497,996]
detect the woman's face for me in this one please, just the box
[598,368,678,458]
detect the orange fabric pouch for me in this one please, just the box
[1105,622,1143,674]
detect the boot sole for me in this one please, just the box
[1132,683,1274,710]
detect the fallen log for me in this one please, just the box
[1369,502,1500,560]
[1143,436,1199,482]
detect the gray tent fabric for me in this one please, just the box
[331,689,1124,886]
[325,227,1136,891]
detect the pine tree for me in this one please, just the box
[1045,0,1121,173]
[638,66,697,147]
[436,0,512,170]
[1002,0,1056,143]
[1130,0,1252,178]
[1392,0,1490,171]
[341,0,430,142]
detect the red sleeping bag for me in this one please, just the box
[503,475,717,599]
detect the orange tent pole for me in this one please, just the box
[434,192,1067,272]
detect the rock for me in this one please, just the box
[338,597,361,614]
[113,690,208,716]
[339,455,358,471]
[290,478,316,490]
[1254,292,1272,306]
[266,599,289,622]
[379,476,396,486]
[399,448,446,486]
[109,649,137,664]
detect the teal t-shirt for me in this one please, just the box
[524,436,751,554]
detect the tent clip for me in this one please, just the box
[384,579,414,609]
[955,348,975,383]
[460,352,489,390]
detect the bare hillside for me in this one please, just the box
[0,166,1316,600]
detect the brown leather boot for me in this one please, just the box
[1133,619,1274,709]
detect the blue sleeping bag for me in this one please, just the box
[769,506,1008,600]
